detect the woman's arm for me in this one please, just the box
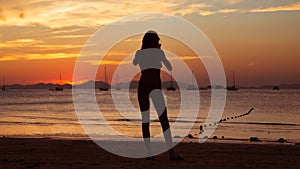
[133,52,139,66]
[161,51,172,71]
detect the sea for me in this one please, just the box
[0,89,299,143]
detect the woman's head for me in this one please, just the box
[141,30,161,50]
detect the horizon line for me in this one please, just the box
[3,80,300,88]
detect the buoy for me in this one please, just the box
[278,138,286,143]
[198,108,255,137]
[250,137,259,142]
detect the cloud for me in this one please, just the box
[0,0,299,28]
[0,56,19,61]
[0,0,177,27]
[0,24,94,61]
[250,2,300,13]
[1,0,299,62]
[225,0,243,5]
[53,34,91,39]
[80,54,201,67]
[0,38,43,47]
[25,53,78,60]
[173,3,212,15]
[218,9,240,13]
[179,55,202,60]
[0,8,6,21]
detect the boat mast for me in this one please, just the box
[59,73,62,87]
[2,76,5,89]
[116,74,118,85]
[233,70,236,88]
[192,70,195,87]
[104,66,107,87]
[1,76,5,91]
[170,71,173,87]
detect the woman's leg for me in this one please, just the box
[150,89,176,158]
[138,88,153,157]
[141,111,153,157]
[159,108,177,158]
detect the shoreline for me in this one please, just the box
[1,137,299,169]
[2,134,299,145]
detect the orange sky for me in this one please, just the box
[0,1,300,86]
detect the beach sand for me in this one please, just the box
[0,137,299,169]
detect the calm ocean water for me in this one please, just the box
[0,89,299,142]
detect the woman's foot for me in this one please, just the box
[145,156,155,160]
[170,154,184,161]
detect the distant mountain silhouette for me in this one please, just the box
[73,80,110,89]
[257,83,300,89]
[238,83,300,89]
[3,82,300,90]
[111,81,191,89]
[7,83,72,89]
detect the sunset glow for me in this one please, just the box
[0,0,299,86]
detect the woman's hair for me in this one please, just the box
[141,30,161,50]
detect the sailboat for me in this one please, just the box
[115,74,121,90]
[2,76,6,91]
[166,71,176,91]
[187,71,198,90]
[99,66,109,91]
[55,73,63,91]
[187,85,198,90]
[227,71,238,91]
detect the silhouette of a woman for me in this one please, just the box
[133,30,183,160]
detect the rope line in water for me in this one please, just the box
[199,108,255,134]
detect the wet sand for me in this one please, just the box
[0,137,299,169]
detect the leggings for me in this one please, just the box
[138,69,170,138]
